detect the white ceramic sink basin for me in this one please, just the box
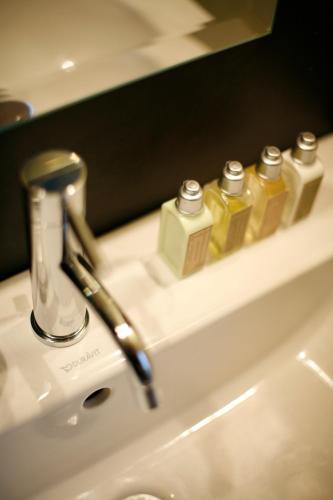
[1,135,333,499]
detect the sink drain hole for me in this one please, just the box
[83,388,112,409]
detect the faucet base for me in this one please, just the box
[30,310,89,347]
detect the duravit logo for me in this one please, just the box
[60,348,101,373]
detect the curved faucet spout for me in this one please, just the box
[61,252,154,389]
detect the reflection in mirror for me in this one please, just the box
[0,0,278,131]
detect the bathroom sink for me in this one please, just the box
[33,260,333,500]
[1,134,333,499]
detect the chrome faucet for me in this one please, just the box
[21,150,157,409]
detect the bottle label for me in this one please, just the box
[260,190,288,238]
[294,176,323,222]
[183,226,212,276]
[225,206,251,253]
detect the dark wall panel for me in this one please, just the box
[0,0,332,280]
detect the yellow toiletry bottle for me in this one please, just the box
[204,161,252,258]
[246,145,288,242]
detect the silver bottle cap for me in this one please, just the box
[176,179,203,215]
[219,160,245,196]
[257,145,282,180]
[292,131,317,165]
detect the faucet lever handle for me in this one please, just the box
[64,197,104,272]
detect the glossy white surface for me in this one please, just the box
[1,134,333,499]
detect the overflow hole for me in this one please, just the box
[83,388,112,409]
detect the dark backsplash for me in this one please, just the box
[0,0,332,281]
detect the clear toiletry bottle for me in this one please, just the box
[282,132,323,226]
[246,145,288,242]
[158,179,213,278]
[204,161,252,258]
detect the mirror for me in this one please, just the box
[0,0,278,132]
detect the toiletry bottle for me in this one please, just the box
[158,180,213,278]
[246,145,288,242]
[282,132,323,226]
[204,161,252,258]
